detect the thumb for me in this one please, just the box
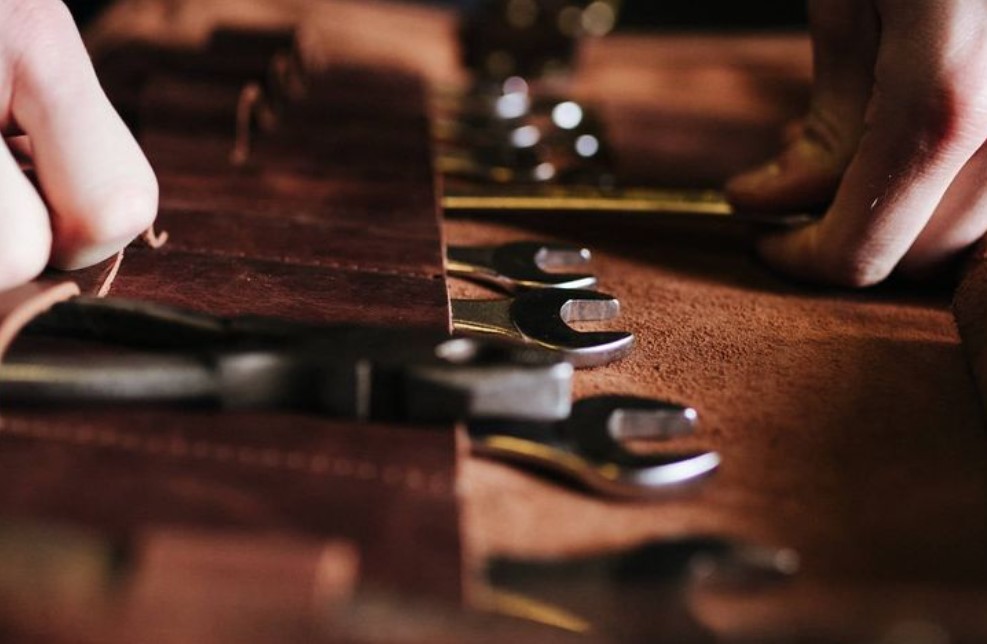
[726,0,879,213]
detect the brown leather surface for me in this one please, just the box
[0,31,463,609]
[450,34,987,642]
[106,248,448,327]
[4,4,987,640]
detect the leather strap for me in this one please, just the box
[0,282,81,363]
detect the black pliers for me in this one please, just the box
[0,297,573,424]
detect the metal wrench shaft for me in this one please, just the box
[444,185,817,228]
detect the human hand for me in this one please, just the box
[0,0,157,290]
[726,0,987,287]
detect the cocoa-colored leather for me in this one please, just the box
[0,32,462,610]
[450,34,987,642]
[7,8,987,641]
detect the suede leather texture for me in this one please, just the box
[450,34,987,642]
[1,12,986,641]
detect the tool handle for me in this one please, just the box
[0,353,220,407]
[25,297,230,349]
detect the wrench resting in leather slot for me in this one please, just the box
[0,297,573,423]
[470,395,721,497]
[451,288,634,368]
[446,241,596,292]
[484,535,798,639]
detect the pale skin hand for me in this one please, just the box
[0,0,157,290]
[726,0,987,287]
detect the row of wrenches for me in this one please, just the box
[0,239,717,499]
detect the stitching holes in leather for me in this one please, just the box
[0,419,450,496]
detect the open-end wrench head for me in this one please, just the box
[447,241,596,292]
[533,244,591,269]
[508,288,634,368]
[493,241,596,290]
[562,395,719,494]
[470,395,718,498]
[588,396,700,441]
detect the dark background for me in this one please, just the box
[620,1,806,29]
[66,0,808,29]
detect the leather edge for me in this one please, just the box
[0,281,81,363]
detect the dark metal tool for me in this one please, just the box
[470,395,719,497]
[485,536,799,640]
[447,241,596,292]
[451,288,633,368]
[443,184,819,228]
[0,297,574,423]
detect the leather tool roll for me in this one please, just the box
[0,32,463,601]
[448,32,987,642]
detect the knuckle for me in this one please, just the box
[5,0,77,51]
[80,183,159,247]
[6,0,88,95]
[802,108,859,162]
[917,81,981,147]
[882,79,969,152]
[880,52,987,153]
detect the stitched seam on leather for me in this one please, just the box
[0,419,451,496]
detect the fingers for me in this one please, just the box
[726,0,879,212]
[0,138,51,290]
[5,0,158,271]
[758,2,987,286]
[900,141,987,276]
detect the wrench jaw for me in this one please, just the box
[508,289,635,368]
[470,395,719,499]
[531,245,592,271]
[608,452,721,494]
[492,242,597,291]
[565,395,720,495]
[471,435,718,499]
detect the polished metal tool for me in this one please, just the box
[451,288,633,368]
[0,297,574,423]
[485,536,799,639]
[470,395,719,497]
[435,92,614,188]
[447,241,596,292]
[443,184,818,228]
